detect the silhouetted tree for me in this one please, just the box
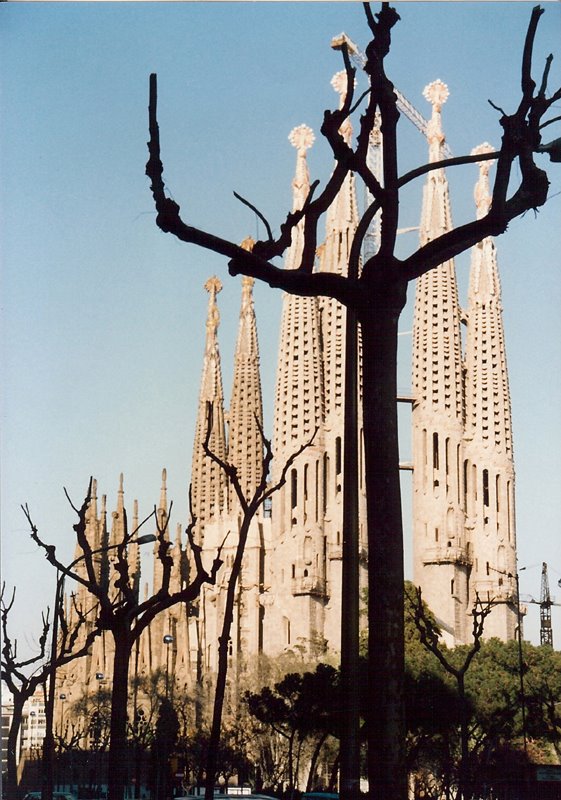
[1,581,99,800]
[24,479,224,800]
[146,6,561,797]
[201,403,314,800]
[407,586,493,800]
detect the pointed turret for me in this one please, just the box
[411,81,469,644]
[316,72,366,648]
[273,126,324,459]
[153,468,170,592]
[228,257,264,509]
[110,473,126,549]
[267,124,329,656]
[129,498,141,601]
[320,72,361,421]
[190,278,228,544]
[464,144,517,639]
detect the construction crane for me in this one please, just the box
[539,562,554,647]
[331,32,452,260]
[520,562,560,647]
[331,32,453,158]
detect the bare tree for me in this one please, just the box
[145,5,560,798]
[407,586,493,800]
[201,402,315,800]
[25,479,224,800]
[1,582,99,800]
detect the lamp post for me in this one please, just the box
[94,672,105,798]
[163,634,174,700]
[489,564,527,753]
[58,693,67,791]
[513,569,528,754]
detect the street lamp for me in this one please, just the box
[163,634,174,699]
[94,672,106,798]
[489,564,527,753]
[58,693,67,791]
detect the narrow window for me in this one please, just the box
[457,445,461,505]
[314,460,319,521]
[323,454,329,514]
[291,468,297,509]
[483,469,490,508]
[507,480,512,541]
[450,579,455,595]
[433,432,439,470]
[335,436,342,475]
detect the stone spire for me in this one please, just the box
[411,81,469,644]
[464,144,513,455]
[273,126,324,458]
[129,498,141,601]
[109,473,126,549]
[190,277,227,543]
[228,255,264,508]
[464,145,517,638]
[267,126,328,656]
[152,468,170,591]
[412,80,463,419]
[320,72,361,421]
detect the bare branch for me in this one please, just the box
[397,150,501,191]
[233,191,274,242]
[264,428,318,502]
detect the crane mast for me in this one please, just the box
[331,32,452,260]
[540,562,553,647]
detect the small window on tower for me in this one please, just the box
[483,469,489,508]
[335,436,342,475]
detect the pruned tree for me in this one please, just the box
[145,5,560,798]
[24,479,224,800]
[407,585,493,800]
[201,402,315,800]
[0,581,99,800]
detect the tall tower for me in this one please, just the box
[227,267,264,508]
[266,124,329,656]
[411,81,470,644]
[190,277,228,543]
[317,72,366,648]
[463,144,517,639]
[194,273,270,674]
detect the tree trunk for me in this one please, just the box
[306,731,329,791]
[5,693,25,800]
[457,673,469,800]
[107,629,133,800]
[204,512,253,800]
[359,303,407,800]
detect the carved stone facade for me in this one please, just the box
[56,77,518,728]
[412,85,518,644]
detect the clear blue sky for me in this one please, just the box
[2,2,560,655]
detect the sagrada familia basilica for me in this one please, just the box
[56,73,519,719]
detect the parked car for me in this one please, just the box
[23,793,77,800]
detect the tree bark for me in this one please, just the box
[107,628,133,800]
[5,693,25,800]
[359,295,407,800]
[204,512,253,800]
